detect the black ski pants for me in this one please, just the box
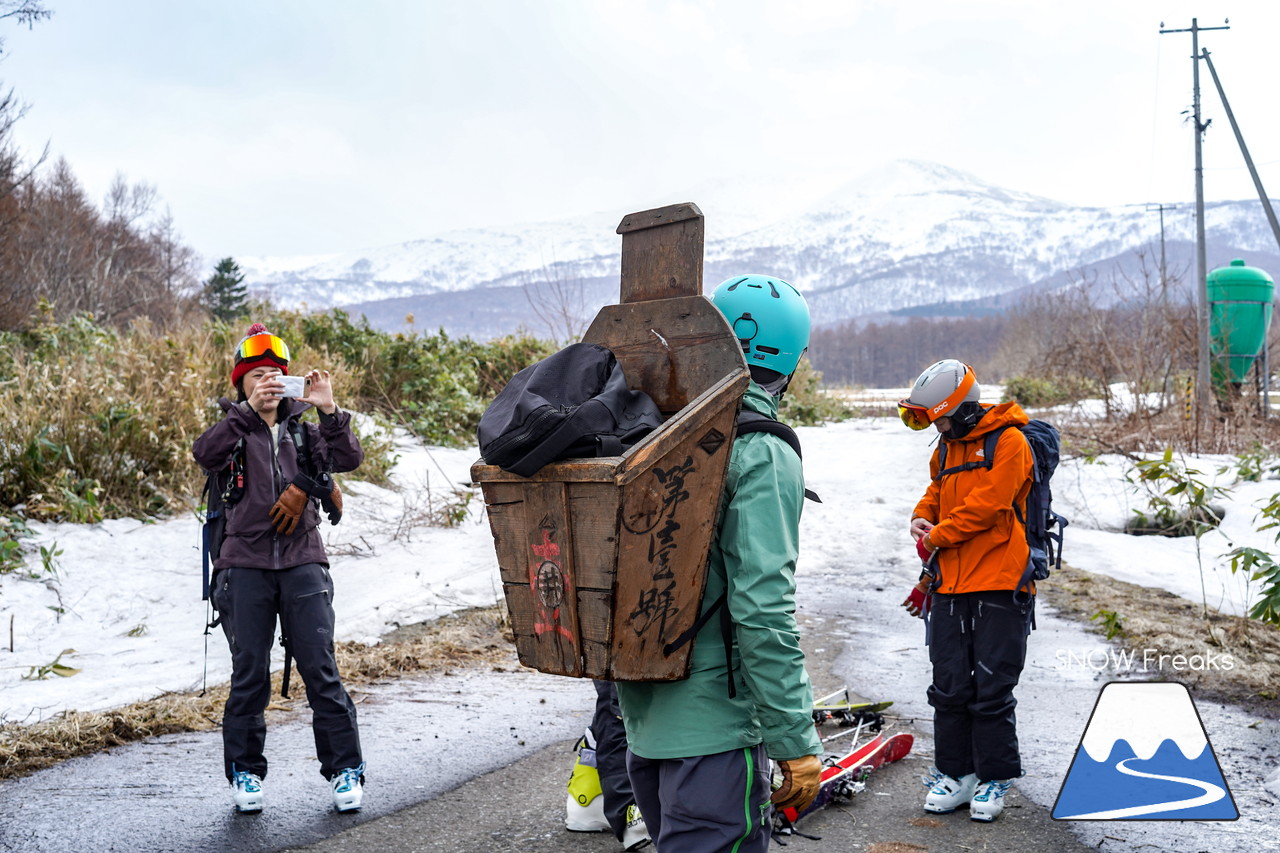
[926,590,1028,783]
[592,680,637,840]
[214,563,362,781]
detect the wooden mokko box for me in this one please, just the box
[470,203,749,681]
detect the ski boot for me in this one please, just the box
[566,730,610,832]
[922,766,977,813]
[622,802,652,850]
[970,778,1012,822]
[331,763,365,813]
[231,769,264,813]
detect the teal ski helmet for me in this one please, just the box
[711,274,811,375]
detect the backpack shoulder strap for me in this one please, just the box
[935,426,1010,480]
[662,591,736,699]
[735,410,820,502]
[736,409,802,459]
[287,413,327,475]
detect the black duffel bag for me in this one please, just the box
[478,342,664,477]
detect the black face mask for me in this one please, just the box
[942,401,984,439]
[749,365,791,398]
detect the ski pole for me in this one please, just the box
[820,717,870,745]
[813,685,850,706]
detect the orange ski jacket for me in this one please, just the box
[912,401,1034,595]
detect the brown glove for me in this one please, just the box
[771,754,823,812]
[268,483,308,535]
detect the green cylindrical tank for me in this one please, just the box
[1207,259,1275,384]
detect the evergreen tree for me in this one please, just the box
[203,257,248,322]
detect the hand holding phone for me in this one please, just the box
[278,375,310,398]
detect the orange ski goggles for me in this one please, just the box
[898,368,976,430]
[897,400,934,431]
[236,334,291,364]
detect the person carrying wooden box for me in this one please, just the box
[615,274,823,853]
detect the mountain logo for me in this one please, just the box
[1052,682,1238,820]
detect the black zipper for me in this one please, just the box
[483,407,563,460]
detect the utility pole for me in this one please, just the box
[1145,202,1178,292]
[1160,17,1229,419]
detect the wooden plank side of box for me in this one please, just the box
[608,389,742,680]
[471,457,619,484]
[568,482,620,591]
[508,481,584,676]
[577,588,613,678]
[476,481,534,586]
[569,482,620,678]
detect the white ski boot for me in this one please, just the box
[922,766,977,813]
[970,778,1012,822]
[622,802,652,850]
[331,764,365,813]
[231,770,264,813]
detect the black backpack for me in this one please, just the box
[200,440,245,603]
[477,342,664,477]
[935,418,1069,597]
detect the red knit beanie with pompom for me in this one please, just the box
[230,322,290,387]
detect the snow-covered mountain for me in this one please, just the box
[239,160,1280,337]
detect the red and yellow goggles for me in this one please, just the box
[898,368,976,431]
[236,334,290,363]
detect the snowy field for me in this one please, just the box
[3,400,1279,725]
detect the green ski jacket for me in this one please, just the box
[617,382,821,762]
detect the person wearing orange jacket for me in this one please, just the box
[897,359,1034,823]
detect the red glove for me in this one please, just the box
[915,536,933,563]
[903,585,928,618]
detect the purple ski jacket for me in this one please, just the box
[193,397,363,571]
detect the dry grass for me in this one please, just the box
[0,605,515,780]
[1048,398,1280,458]
[1041,562,1280,716]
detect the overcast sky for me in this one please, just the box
[2,0,1275,265]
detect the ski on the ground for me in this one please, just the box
[773,731,915,836]
[812,686,894,717]
[811,703,891,728]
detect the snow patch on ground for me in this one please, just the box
[3,407,1278,724]
[1265,765,1280,800]
[0,427,497,724]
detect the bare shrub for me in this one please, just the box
[990,250,1280,454]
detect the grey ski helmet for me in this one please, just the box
[899,359,980,429]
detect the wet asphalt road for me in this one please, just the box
[279,580,1280,853]
[5,439,1280,853]
[4,574,1276,853]
[0,668,598,853]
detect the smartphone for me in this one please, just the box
[278,375,310,398]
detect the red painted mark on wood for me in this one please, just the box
[530,528,574,642]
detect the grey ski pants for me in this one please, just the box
[214,563,362,781]
[627,743,772,853]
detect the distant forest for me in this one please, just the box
[808,314,1009,388]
